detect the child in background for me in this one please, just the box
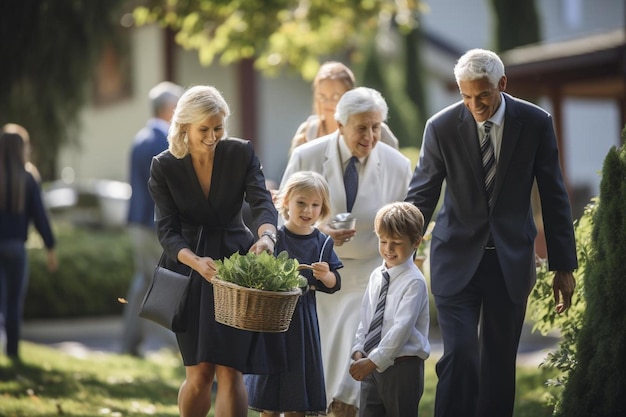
[245,171,343,417]
[349,202,430,417]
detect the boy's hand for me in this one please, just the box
[349,357,377,381]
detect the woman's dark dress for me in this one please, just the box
[245,226,343,414]
[148,138,285,374]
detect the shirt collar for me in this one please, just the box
[339,135,366,165]
[381,256,417,280]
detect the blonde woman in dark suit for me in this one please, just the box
[149,85,283,417]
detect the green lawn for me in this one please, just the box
[0,342,555,416]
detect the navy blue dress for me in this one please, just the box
[149,138,286,374]
[245,226,343,414]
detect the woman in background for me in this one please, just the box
[0,127,57,360]
[288,61,399,157]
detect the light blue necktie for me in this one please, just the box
[344,156,358,212]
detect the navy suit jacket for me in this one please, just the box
[127,124,168,228]
[406,94,577,304]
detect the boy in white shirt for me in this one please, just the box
[349,202,430,417]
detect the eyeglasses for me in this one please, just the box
[316,93,343,103]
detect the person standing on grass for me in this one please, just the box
[405,48,577,417]
[281,87,413,417]
[121,81,184,357]
[246,171,343,417]
[0,127,57,360]
[349,202,430,417]
[149,85,282,417]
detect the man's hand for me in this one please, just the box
[553,270,576,313]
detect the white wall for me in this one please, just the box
[59,24,167,183]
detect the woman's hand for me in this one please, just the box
[178,248,217,283]
[250,236,275,255]
[250,225,277,255]
[194,256,218,283]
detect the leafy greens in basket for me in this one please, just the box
[214,251,306,292]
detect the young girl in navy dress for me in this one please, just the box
[245,171,343,416]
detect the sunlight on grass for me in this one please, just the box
[0,342,554,417]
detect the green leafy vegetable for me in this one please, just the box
[214,251,305,291]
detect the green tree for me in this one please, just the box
[555,134,626,417]
[490,0,541,51]
[0,0,125,180]
[133,0,421,81]
[134,0,426,148]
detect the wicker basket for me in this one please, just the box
[212,278,301,332]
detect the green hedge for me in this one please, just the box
[25,222,133,319]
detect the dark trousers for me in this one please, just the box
[434,249,526,417]
[359,357,424,417]
[0,240,27,357]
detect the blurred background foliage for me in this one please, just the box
[0,0,126,180]
[0,0,541,176]
[26,222,133,319]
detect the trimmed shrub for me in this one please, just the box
[25,222,133,318]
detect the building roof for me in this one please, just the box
[501,29,626,100]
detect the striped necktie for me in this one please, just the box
[480,121,496,208]
[363,270,390,354]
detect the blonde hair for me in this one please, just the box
[168,85,230,158]
[312,61,356,116]
[277,172,332,224]
[313,61,356,92]
[374,202,425,244]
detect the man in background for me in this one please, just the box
[121,81,184,356]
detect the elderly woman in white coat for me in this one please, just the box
[280,87,413,417]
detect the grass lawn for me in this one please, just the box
[0,342,556,416]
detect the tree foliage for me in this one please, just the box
[133,0,421,81]
[555,134,626,417]
[527,199,595,413]
[0,0,125,180]
[490,0,541,52]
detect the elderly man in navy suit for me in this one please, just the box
[405,49,577,417]
[121,81,183,356]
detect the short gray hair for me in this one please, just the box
[168,85,231,158]
[149,81,184,117]
[334,87,388,125]
[454,49,505,88]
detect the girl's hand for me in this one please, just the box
[311,262,330,280]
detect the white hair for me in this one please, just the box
[334,87,388,125]
[454,48,505,88]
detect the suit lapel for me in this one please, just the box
[493,95,522,205]
[457,109,486,201]
[321,133,348,212]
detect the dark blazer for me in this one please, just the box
[127,125,168,228]
[148,138,277,272]
[406,94,577,304]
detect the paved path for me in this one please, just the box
[22,315,559,366]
